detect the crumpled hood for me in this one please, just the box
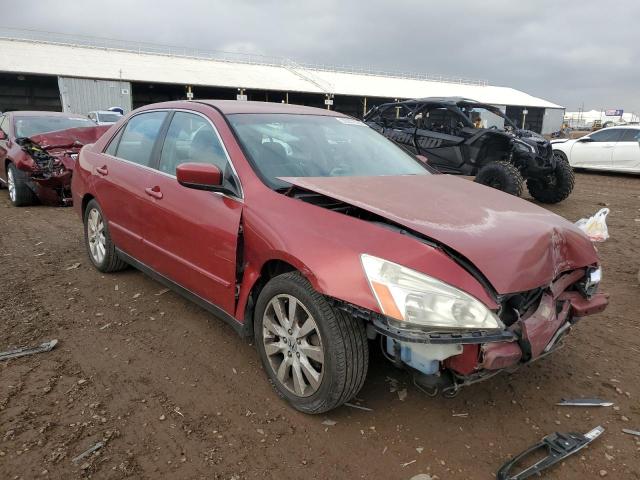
[282,174,598,294]
[28,125,110,151]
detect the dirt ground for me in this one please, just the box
[1,172,639,480]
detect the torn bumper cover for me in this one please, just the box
[354,267,608,387]
[15,126,109,206]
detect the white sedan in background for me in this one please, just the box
[551,126,640,174]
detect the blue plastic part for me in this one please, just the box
[386,337,439,375]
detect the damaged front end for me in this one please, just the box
[14,126,109,206]
[511,129,555,177]
[340,266,608,397]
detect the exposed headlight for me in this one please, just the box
[514,139,536,153]
[582,266,602,297]
[361,254,503,330]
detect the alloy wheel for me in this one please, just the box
[7,168,16,202]
[262,294,324,397]
[87,208,106,265]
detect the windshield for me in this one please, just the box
[97,113,122,122]
[460,105,513,131]
[228,113,430,189]
[14,116,96,138]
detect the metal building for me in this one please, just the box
[0,28,565,133]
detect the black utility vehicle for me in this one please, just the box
[365,97,574,203]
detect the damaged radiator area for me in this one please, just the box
[15,136,76,205]
[12,125,110,206]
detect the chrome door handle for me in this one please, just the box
[144,186,163,199]
[96,165,108,175]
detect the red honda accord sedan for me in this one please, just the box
[72,100,608,413]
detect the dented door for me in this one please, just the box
[141,110,243,315]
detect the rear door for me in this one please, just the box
[414,107,467,172]
[570,128,622,169]
[94,110,169,265]
[0,115,8,184]
[141,109,243,315]
[611,128,640,172]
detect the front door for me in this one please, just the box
[570,128,622,169]
[141,110,243,315]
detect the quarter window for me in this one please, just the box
[158,112,229,175]
[0,115,7,136]
[114,111,168,166]
[620,129,640,142]
[588,129,623,142]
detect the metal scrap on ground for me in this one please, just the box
[71,441,104,464]
[556,398,614,407]
[343,402,373,412]
[0,339,58,361]
[622,429,640,437]
[496,426,604,480]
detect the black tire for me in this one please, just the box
[474,161,524,196]
[254,272,369,414]
[527,152,575,204]
[83,199,128,273]
[7,162,37,207]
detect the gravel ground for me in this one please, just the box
[0,172,639,480]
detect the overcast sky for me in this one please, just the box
[2,0,639,113]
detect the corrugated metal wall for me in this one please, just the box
[58,77,132,115]
[541,108,565,134]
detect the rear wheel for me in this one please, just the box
[83,199,128,272]
[527,152,575,204]
[474,161,524,196]
[7,163,37,207]
[254,272,369,414]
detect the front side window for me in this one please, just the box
[158,112,228,175]
[228,113,429,189]
[115,111,167,166]
[620,129,640,142]
[589,129,623,142]
[13,116,95,138]
[157,112,241,195]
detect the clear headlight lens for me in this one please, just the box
[361,254,503,330]
[514,139,536,153]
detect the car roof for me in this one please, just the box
[90,110,122,115]
[600,125,640,129]
[136,100,348,117]
[9,111,88,119]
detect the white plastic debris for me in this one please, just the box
[575,208,609,242]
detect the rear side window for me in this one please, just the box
[114,111,167,166]
[104,128,123,156]
[589,129,623,142]
[620,129,640,142]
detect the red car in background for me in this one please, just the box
[72,100,608,413]
[0,111,108,206]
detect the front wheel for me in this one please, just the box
[527,152,575,204]
[474,161,524,196]
[254,272,369,414]
[83,199,128,272]
[7,163,37,207]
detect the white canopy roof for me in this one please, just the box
[0,38,563,109]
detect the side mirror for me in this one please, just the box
[176,162,222,191]
[416,154,429,164]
